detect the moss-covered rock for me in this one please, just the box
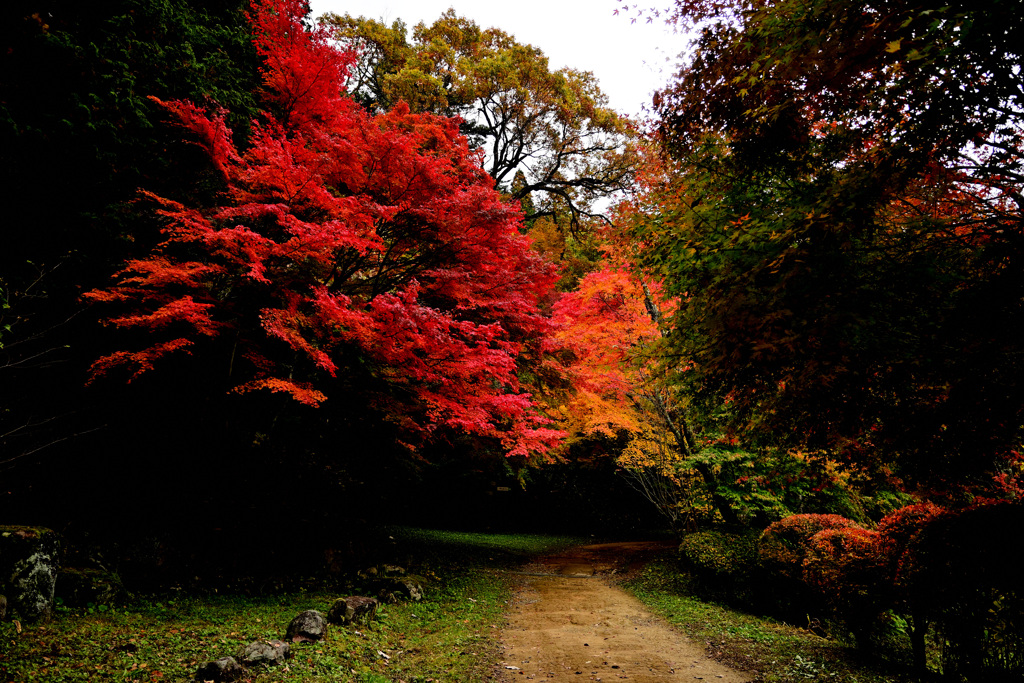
[0,525,61,621]
[327,595,378,625]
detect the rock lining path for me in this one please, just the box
[498,542,751,683]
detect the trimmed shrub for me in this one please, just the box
[751,514,864,620]
[802,527,886,648]
[677,528,763,607]
[876,501,945,586]
[758,514,862,579]
[875,502,945,673]
[679,529,760,582]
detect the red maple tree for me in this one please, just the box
[85,0,562,457]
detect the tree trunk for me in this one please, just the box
[692,461,740,526]
[909,610,928,679]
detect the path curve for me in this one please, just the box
[498,542,751,683]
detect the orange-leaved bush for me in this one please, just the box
[758,513,862,579]
[876,501,946,588]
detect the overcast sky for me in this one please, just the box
[307,0,690,119]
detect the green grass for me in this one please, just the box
[390,526,588,564]
[0,528,586,683]
[621,559,910,683]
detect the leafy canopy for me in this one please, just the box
[632,0,1024,493]
[86,0,563,458]
[325,10,638,228]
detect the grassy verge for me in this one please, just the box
[621,559,910,683]
[0,528,586,683]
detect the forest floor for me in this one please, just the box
[1,530,908,682]
[498,542,751,683]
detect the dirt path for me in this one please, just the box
[498,542,751,683]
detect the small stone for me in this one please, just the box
[285,610,326,642]
[240,639,289,667]
[194,656,244,682]
[328,596,378,625]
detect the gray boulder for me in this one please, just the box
[285,609,326,642]
[327,595,378,625]
[193,656,244,682]
[0,526,61,621]
[240,639,290,667]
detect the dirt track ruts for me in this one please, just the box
[498,542,751,683]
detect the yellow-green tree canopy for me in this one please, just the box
[324,9,638,227]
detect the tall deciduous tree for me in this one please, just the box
[549,261,705,529]
[324,10,638,228]
[86,0,563,458]
[634,0,1024,493]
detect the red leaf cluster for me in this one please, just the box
[875,501,945,588]
[758,513,861,578]
[802,527,884,602]
[85,0,561,456]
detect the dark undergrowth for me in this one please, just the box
[622,558,922,683]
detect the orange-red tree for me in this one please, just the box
[547,257,742,529]
[85,0,562,457]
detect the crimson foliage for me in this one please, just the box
[85,0,561,457]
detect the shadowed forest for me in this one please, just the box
[1,1,1021,681]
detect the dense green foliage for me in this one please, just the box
[1,0,260,307]
[677,529,760,589]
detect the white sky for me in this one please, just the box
[308,0,690,119]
